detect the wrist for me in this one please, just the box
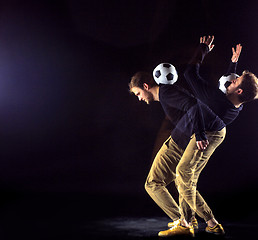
[195,131,207,141]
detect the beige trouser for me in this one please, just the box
[145,127,226,222]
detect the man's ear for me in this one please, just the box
[143,83,149,90]
[237,88,243,95]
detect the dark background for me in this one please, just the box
[0,0,257,227]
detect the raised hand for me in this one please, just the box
[231,44,242,63]
[200,35,215,52]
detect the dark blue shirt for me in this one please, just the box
[159,84,225,150]
[184,43,243,125]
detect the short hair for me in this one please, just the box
[238,70,258,103]
[128,71,157,91]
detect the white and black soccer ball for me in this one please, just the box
[153,63,178,85]
[218,73,239,94]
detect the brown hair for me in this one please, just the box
[238,70,258,103]
[128,71,157,92]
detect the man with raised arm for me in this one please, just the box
[184,36,257,125]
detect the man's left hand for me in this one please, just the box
[200,35,215,52]
[196,139,209,151]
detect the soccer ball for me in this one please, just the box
[153,63,178,85]
[218,73,239,94]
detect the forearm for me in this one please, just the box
[225,61,238,75]
[190,103,207,141]
[189,43,210,65]
[184,61,211,103]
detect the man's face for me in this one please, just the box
[226,75,244,95]
[131,86,154,104]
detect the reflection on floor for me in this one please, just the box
[86,217,257,239]
[0,192,256,240]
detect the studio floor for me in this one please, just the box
[86,217,257,240]
[0,192,256,240]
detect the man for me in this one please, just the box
[129,72,226,237]
[184,36,258,125]
[164,40,246,229]
[177,35,257,234]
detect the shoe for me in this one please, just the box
[205,224,225,235]
[167,219,180,228]
[158,224,195,237]
[190,217,198,230]
[168,218,198,230]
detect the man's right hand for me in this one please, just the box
[200,35,215,52]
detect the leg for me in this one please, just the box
[145,136,184,221]
[151,119,196,222]
[175,128,226,222]
[179,195,195,223]
[151,116,173,161]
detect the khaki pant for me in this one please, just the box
[145,128,226,222]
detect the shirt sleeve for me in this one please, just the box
[188,43,209,65]
[224,61,238,75]
[193,102,208,141]
[183,43,213,103]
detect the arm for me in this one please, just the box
[184,36,215,89]
[187,35,214,65]
[162,86,209,150]
[224,44,242,75]
[193,102,209,151]
[183,36,215,103]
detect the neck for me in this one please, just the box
[227,94,243,108]
[150,86,160,101]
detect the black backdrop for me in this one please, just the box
[0,0,257,207]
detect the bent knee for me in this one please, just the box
[144,180,152,193]
[144,179,166,194]
[175,166,183,178]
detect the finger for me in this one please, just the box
[210,44,215,51]
[200,140,208,149]
[207,36,211,44]
[211,35,214,45]
[208,35,214,45]
[197,143,202,151]
[198,141,205,151]
[237,44,242,54]
[196,141,201,150]
[200,37,203,43]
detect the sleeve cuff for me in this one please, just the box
[195,131,207,141]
